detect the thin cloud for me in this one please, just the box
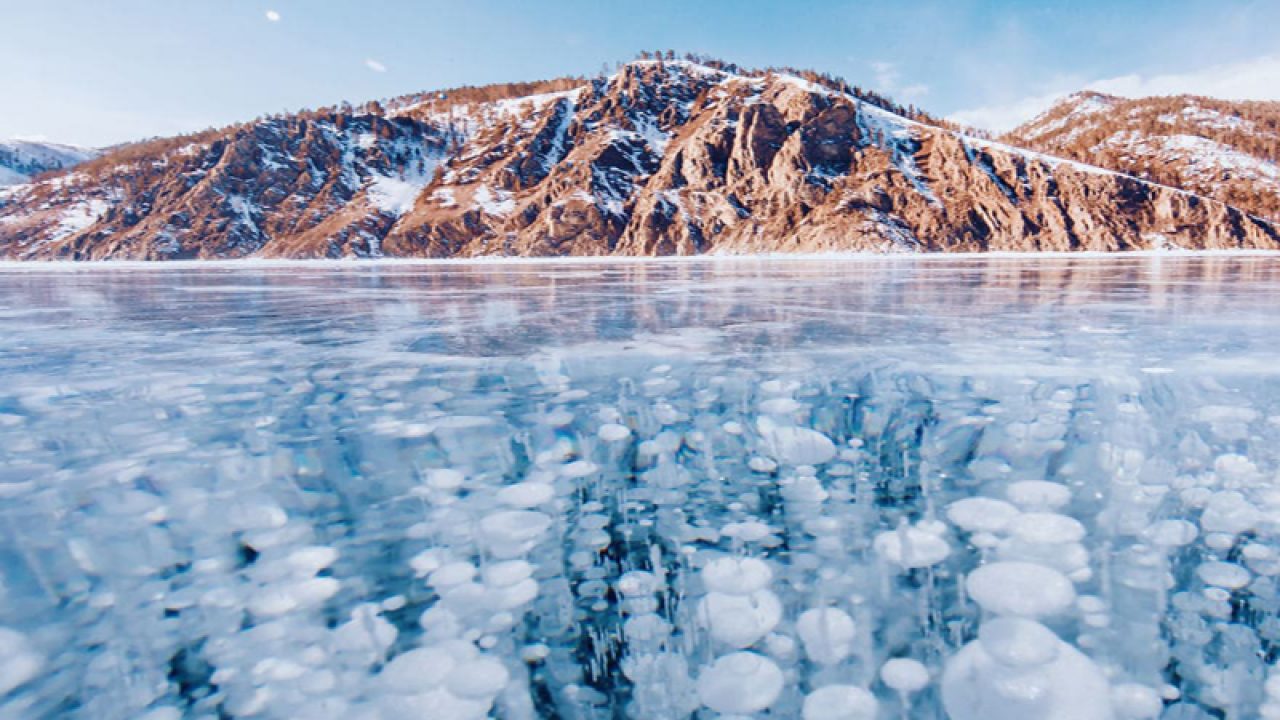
[899,84,930,100]
[869,61,930,103]
[265,9,281,22]
[364,59,388,73]
[949,54,1280,133]
[871,61,899,91]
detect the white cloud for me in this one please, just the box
[869,61,930,103]
[871,61,898,91]
[364,59,388,73]
[948,90,1073,133]
[265,9,281,22]
[949,54,1280,133]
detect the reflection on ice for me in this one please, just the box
[1,256,1280,719]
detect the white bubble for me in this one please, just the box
[881,657,930,693]
[796,607,856,664]
[697,652,784,714]
[803,684,879,720]
[966,562,1076,618]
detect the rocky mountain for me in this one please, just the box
[2,60,1278,259]
[0,139,98,187]
[1006,92,1280,222]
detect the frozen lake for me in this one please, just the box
[1,256,1280,719]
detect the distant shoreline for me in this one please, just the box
[2,248,1280,270]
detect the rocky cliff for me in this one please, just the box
[2,61,1277,259]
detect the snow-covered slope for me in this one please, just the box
[1006,93,1280,221]
[0,140,99,187]
[1,61,1277,259]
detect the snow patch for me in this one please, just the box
[473,185,515,216]
[368,175,426,216]
[50,198,109,241]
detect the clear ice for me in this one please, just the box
[0,256,1279,719]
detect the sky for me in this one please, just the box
[3,0,1280,147]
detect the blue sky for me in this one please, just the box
[4,0,1280,146]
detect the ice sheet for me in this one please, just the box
[1,255,1280,718]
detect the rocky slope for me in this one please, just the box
[1006,92,1280,223]
[0,139,98,187]
[2,61,1278,259]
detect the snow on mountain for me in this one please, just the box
[0,139,99,187]
[2,59,1278,259]
[1007,93,1280,221]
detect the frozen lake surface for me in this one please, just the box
[2,256,1280,719]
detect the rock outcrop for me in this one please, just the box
[2,61,1277,259]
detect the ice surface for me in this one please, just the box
[2,256,1280,718]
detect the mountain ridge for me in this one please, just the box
[2,59,1277,259]
[1005,92,1280,222]
[0,139,100,188]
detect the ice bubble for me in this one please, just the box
[881,657,930,693]
[1200,491,1260,534]
[430,562,478,589]
[759,397,802,414]
[479,510,552,557]
[426,468,466,491]
[1196,561,1251,590]
[781,475,830,503]
[1204,532,1237,551]
[758,419,837,465]
[624,614,672,644]
[943,619,1112,720]
[285,545,339,574]
[561,460,599,478]
[598,423,632,442]
[379,647,457,692]
[1007,481,1072,511]
[616,571,660,597]
[333,603,397,659]
[874,524,952,569]
[482,560,534,587]
[967,562,1076,618]
[796,607,856,664]
[378,687,491,719]
[496,481,555,508]
[947,497,1022,533]
[491,578,539,609]
[748,456,778,473]
[1009,513,1087,544]
[698,590,783,648]
[1111,683,1163,719]
[248,576,340,617]
[802,684,880,720]
[136,709,182,720]
[1142,519,1198,547]
[410,549,447,577]
[978,617,1061,667]
[722,520,776,543]
[446,656,510,699]
[702,556,773,595]
[723,421,745,435]
[697,652,785,714]
[228,501,289,530]
[0,627,42,695]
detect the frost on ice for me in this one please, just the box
[0,257,1279,719]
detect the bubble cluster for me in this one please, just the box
[1,258,1280,719]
